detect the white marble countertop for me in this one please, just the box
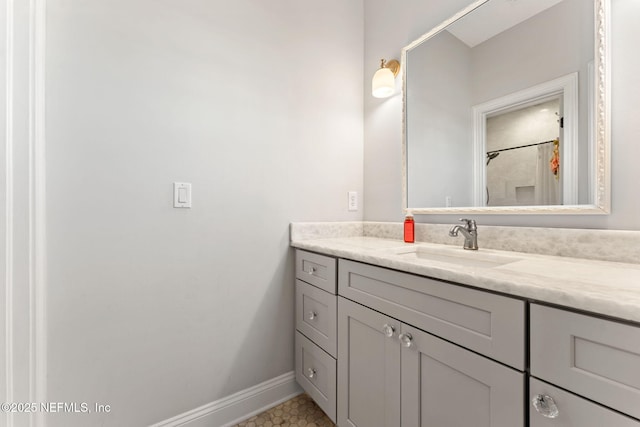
[291,236,640,324]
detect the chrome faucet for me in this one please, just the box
[449,219,478,250]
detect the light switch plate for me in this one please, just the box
[174,182,192,208]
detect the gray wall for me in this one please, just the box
[364,0,640,230]
[45,1,363,426]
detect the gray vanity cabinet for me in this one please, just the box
[295,248,640,426]
[337,297,524,427]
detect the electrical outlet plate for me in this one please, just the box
[348,191,358,211]
[445,196,452,207]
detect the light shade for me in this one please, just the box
[372,67,395,98]
[371,59,400,99]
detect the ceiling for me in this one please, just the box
[447,0,564,47]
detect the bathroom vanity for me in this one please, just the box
[290,0,630,423]
[292,231,640,427]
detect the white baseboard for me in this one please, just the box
[149,372,302,427]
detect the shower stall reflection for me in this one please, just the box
[485,98,561,206]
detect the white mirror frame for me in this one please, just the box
[401,0,610,215]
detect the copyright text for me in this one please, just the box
[1,402,111,413]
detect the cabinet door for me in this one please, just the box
[401,323,525,427]
[338,297,401,427]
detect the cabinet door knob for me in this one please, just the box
[306,368,317,379]
[307,266,317,275]
[399,333,413,348]
[307,311,318,321]
[532,394,559,418]
[382,324,395,338]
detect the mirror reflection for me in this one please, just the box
[486,98,561,206]
[403,0,603,213]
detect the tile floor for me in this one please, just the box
[232,393,334,427]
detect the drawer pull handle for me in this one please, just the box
[399,333,413,348]
[532,394,559,419]
[306,368,317,379]
[307,311,318,321]
[307,266,317,275]
[382,324,395,338]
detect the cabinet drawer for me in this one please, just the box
[296,279,337,358]
[296,250,337,294]
[295,331,336,423]
[339,259,525,370]
[530,378,640,426]
[531,304,640,420]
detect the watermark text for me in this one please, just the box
[1,402,111,414]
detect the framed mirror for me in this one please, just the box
[402,0,610,214]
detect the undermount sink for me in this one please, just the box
[388,245,521,269]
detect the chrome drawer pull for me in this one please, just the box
[306,368,317,379]
[307,311,318,321]
[399,333,413,348]
[307,266,317,275]
[382,324,395,338]
[532,394,559,419]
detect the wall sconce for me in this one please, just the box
[372,58,400,98]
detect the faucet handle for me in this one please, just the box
[458,218,477,230]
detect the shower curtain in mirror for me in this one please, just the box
[534,143,560,205]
